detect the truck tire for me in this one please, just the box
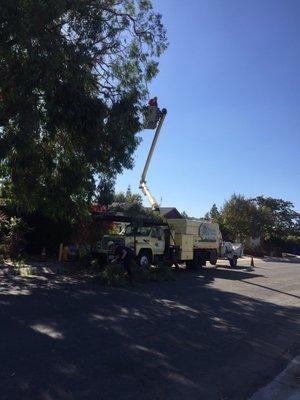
[186,251,204,269]
[209,250,218,266]
[186,260,196,269]
[137,250,152,268]
[229,257,237,268]
[198,251,206,267]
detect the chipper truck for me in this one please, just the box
[96,102,243,268]
[99,217,242,268]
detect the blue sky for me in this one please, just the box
[116,0,300,217]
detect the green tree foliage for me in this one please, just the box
[0,211,28,258]
[206,194,300,254]
[285,235,300,254]
[208,203,220,222]
[108,185,162,221]
[95,175,115,206]
[0,0,167,219]
[181,210,189,218]
[220,194,264,242]
[253,196,300,239]
[114,185,143,205]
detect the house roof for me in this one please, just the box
[92,213,168,226]
[159,207,176,215]
[146,207,183,219]
[91,203,183,221]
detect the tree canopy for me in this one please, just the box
[205,203,220,223]
[95,175,116,206]
[205,195,300,254]
[220,194,264,242]
[0,0,167,219]
[253,196,300,239]
[114,185,142,205]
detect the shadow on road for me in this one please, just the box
[196,266,263,283]
[0,271,299,400]
[242,280,300,300]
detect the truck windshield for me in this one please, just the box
[124,226,151,236]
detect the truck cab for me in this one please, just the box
[99,223,169,267]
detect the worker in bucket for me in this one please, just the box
[148,96,158,107]
[149,96,162,119]
[145,96,161,128]
[108,241,134,284]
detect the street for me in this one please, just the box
[0,258,299,400]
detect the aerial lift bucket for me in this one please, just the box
[143,105,160,129]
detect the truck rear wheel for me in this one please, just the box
[209,250,218,266]
[137,250,152,268]
[186,251,204,269]
[186,260,197,269]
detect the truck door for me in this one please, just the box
[151,227,165,254]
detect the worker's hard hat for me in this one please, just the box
[107,241,115,248]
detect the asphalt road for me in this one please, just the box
[0,258,299,400]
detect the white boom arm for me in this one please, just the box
[140,108,167,212]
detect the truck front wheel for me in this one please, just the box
[137,250,152,268]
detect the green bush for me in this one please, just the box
[285,235,300,255]
[1,217,29,259]
[99,263,129,286]
[244,246,265,257]
[149,263,175,282]
[0,244,5,255]
[11,267,21,276]
[132,262,151,283]
[98,261,175,286]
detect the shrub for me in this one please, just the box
[149,263,175,282]
[99,263,128,286]
[244,245,265,257]
[285,235,300,255]
[132,262,151,283]
[98,262,175,286]
[5,217,29,259]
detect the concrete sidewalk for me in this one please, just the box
[249,355,300,400]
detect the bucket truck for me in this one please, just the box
[96,104,243,268]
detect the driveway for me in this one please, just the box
[0,258,299,399]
